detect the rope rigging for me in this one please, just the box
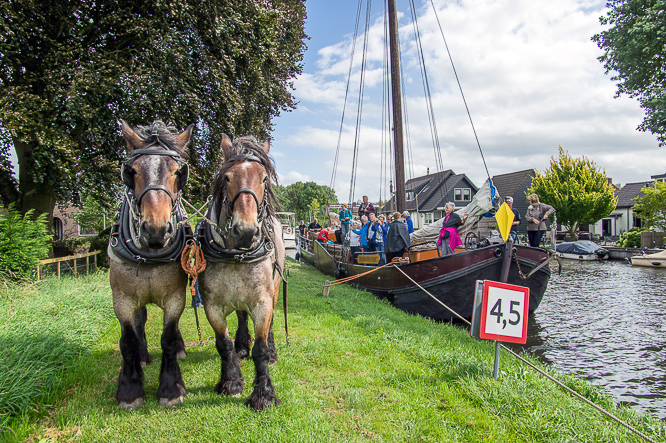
[428,0,491,184]
[331,0,492,213]
[329,0,365,194]
[348,0,373,206]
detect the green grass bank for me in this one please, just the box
[1,258,664,442]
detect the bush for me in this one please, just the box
[616,227,648,248]
[0,204,51,279]
[51,236,90,257]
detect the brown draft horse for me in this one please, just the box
[198,135,285,410]
[108,120,193,409]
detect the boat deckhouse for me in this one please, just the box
[381,169,478,229]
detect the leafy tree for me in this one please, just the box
[633,181,666,230]
[528,147,617,241]
[0,203,50,279]
[593,1,666,145]
[0,0,307,222]
[276,181,338,222]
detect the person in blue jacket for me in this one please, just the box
[339,203,353,243]
[359,215,369,252]
[403,211,414,233]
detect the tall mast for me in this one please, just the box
[388,0,406,213]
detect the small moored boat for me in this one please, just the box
[276,212,297,249]
[551,240,608,261]
[630,249,666,268]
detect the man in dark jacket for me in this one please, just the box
[385,212,411,262]
[308,218,322,231]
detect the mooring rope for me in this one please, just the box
[322,257,408,287]
[389,264,657,443]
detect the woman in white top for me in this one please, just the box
[349,220,361,263]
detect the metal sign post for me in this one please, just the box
[471,273,530,379]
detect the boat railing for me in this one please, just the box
[407,241,440,263]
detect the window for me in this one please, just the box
[53,218,63,240]
[454,188,471,201]
[406,191,415,201]
[423,213,434,224]
[78,224,97,236]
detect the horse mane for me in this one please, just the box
[212,136,279,222]
[133,120,190,159]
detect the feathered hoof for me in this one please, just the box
[118,397,144,410]
[176,350,187,360]
[158,396,184,408]
[236,348,250,360]
[215,379,244,396]
[246,391,281,411]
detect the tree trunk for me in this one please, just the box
[13,138,56,225]
[566,222,579,241]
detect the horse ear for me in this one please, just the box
[175,124,194,150]
[120,119,144,152]
[220,134,232,159]
[262,138,270,154]
[177,163,189,190]
[121,162,134,189]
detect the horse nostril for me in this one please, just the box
[166,221,174,235]
[141,220,149,234]
[233,224,242,237]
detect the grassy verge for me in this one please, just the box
[1,259,665,442]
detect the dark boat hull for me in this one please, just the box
[298,239,550,321]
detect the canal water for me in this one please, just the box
[517,259,666,420]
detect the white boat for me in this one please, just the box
[630,249,666,268]
[276,212,296,249]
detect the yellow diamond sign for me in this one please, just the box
[495,202,515,242]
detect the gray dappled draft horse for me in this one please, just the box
[198,135,286,411]
[108,120,193,409]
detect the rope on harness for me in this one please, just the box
[180,241,207,344]
[181,241,207,292]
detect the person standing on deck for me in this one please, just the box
[385,212,410,262]
[505,197,521,242]
[403,211,414,234]
[339,203,353,244]
[360,215,371,253]
[349,221,362,264]
[437,203,468,256]
[357,196,375,219]
[525,194,555,247]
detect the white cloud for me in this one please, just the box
[272,0,661,202]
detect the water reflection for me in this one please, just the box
[514,260,666,419]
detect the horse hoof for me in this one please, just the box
[177,350,187,360]
[159,396,184,408]
[246,392,281,411]
[119,398,144,410]
[215,379,244,396]
[140,361,147,368]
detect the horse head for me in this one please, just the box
[120,120,193,250]
[214,135,276,250]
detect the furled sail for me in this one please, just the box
[409,180,499,244]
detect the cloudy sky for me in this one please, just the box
[269,0,664,204]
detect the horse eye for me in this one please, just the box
[224,175,231,183]
[262,176,267,184]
